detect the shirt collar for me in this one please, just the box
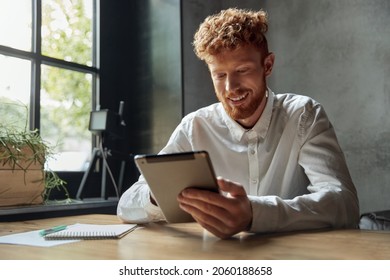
[221,88,275,142]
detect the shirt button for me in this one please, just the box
[251,179,258,184]
[250,149,256,155]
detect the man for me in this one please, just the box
[117,8,359,239]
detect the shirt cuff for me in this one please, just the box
[247,195,280,233]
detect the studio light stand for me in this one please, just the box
[76,101,127,200]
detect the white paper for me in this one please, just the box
[0,229,80,247]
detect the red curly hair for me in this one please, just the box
[193,8,269,62]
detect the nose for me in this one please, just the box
[225,74,240,92]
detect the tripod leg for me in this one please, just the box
[101,158,107,199]
[77,148,100,199]
[118,160,126,196]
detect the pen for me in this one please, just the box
[39,225,67,237]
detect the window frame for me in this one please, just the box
[0,0,100,149]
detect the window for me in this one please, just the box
[0,0,99,171]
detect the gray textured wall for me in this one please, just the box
[131,0,182,154]
[263,0,390,214]
[182,0,390,214]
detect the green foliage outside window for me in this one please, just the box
[40,0,93,155]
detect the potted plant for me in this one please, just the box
[0,114,68,207]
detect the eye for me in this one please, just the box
[237,67,249,74]
[213,73,226,80]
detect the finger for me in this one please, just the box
[192,216,232,239]
[180,188,229,209]
[217,177,247,197]
[179,202,233,239]
[179,194,245,233]
[179,188,247,221]
[178,194,231,224]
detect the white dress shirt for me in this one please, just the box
[117,90,360,233]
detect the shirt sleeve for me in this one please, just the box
[117,175,165,223]
[117,119,193,224]
[248,102,360,233]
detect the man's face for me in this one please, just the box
[207,45,274,128]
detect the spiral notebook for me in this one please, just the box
[44,223,137,240]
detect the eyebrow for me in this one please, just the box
[209,60,256,72]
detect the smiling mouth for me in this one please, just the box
[228,92,249,102]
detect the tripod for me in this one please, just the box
[76,136,126,200]
[77,101,128,200]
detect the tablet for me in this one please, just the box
[134,151,219,223]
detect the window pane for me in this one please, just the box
[41,65,92,171]
[42,0,93,66]
[0,0,32,51]
[0,55,31,130]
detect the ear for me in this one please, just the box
[263,53,275,77]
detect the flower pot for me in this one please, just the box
[0,144,45,207]
[0,170,44,206]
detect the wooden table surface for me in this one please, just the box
[1,214,389,260]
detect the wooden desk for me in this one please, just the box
[0,214,389,260]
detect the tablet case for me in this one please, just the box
[134,151,218,223]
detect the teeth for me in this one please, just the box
[229,93,248,101]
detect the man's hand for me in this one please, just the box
[177,177,252,239]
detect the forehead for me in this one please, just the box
[206,45,262,70]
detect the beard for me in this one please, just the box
[219,89,264,121]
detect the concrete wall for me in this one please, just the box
[181,0,390,214]
[263,0,390,213]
